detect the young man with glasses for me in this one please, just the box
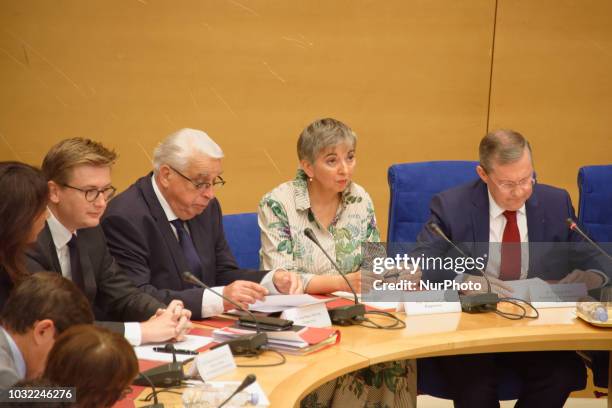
[413,129,609,408]
[27,138,192,346]
[101,128,302,320]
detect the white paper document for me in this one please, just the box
[134,335,213,362]
[504,278,587,307]
[249,294,331,312]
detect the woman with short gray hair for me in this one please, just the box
[258,118,416,408]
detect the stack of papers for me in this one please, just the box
[212,325,339,355]
[248,294,332,313]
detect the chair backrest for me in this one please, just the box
[222,212,261,270]
[387,161,479,242]
[578,165,612,242]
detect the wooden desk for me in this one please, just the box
[135,308,612,407]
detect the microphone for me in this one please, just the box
[218,374,257,408]
[427,222,499,313]
[134,372,164,408]
[133,344,184,389]
[182,271,267,356]
[304,228,365,325]
[566,218,612,262]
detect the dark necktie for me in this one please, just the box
[67,234,85,291]
[170,219,203,278]
[499,210,521,281]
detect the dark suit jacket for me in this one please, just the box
[415,179,610,283]
[101,173,268,319]
[26,223,164,334]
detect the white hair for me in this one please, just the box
[153,128,224,174]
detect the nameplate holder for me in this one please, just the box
[195,344,236,381]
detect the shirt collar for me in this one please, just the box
[1,327,26,380]
[151,175,179,222]
[47,209,74,250]
[292,169,355,211]
[487,188,526,218]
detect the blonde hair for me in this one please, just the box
[42,138,117,185]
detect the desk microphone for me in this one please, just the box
[134,371,164,408]
[182,271,267,355]
[133,343,183,388]
[304,228,365,325]
[566,218,612,262]
[427,222,499,313]
[218,374,257,408]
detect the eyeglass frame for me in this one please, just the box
[62,183,117,202]
[167,165,226,191]
[482,168,536,192]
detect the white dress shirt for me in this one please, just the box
[46,210,142,346]
[151,176,277,318]
[484,190,529,279]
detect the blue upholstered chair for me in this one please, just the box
[388,161,479,243]
[387,161,586,400]
[577,164,612,389]
[578,165,612,243]
[222,212,261,270]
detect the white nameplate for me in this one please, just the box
[281,302,332,328]
[195,344,236,381]
[403,301,462,315]
[402,290,461,315]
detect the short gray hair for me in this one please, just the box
[479,129,532,172]
[153,128,224,174]
[297,118,357,163]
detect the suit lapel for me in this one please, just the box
[187,216,208,280]
[75,233,97,303]
[525,186,544,276]
[39,224,62,273]
[139,175,190,281]
[470,180,490,258]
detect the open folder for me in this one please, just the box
[212,324,340,355]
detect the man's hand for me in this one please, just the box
[222,280,268,310]
[462,274,514,297]
[559,269,605,290]
[141,300,193,344]
[272,269,303,294]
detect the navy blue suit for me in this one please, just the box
[414,179,595,408]
[415,179,609,283]
[101,174,268,319]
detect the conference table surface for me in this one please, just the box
[133,306,612,407]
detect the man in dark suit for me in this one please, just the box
[27,138,191,345]
[101,128,302,320]
[0,273,93,388]
[414,129,609,408]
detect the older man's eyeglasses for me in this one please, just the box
[62,184,116,202]
[169,166,226,191]
[489,175,536,192]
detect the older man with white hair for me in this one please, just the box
[102,128,302,320]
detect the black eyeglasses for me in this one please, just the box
[62,184,116,202]
[168,165,226,191]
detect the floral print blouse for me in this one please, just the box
[258,169,380,289]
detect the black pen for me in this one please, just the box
[153,346,198,355]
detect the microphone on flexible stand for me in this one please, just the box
[427,222,499,313]
[182,271,268,356]
[218,374,257,408]
[304,228,366,325]
[133,342,184,388]
[134,371,164,408]
[566,218,612,262]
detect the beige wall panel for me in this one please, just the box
[0,1,494,239]
[489,0,612,207]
